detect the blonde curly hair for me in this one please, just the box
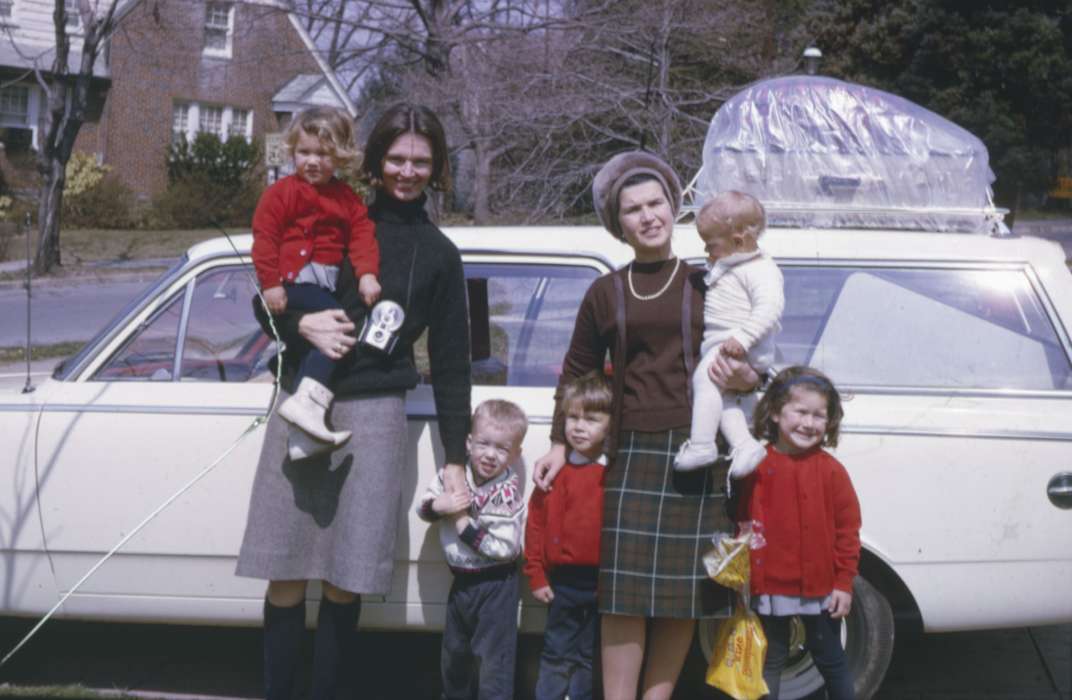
[283,106,363,176]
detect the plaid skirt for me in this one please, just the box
[599,429,734,619]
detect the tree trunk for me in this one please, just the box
[34,158,65,274]
[472,141,493,225]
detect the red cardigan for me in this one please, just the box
[738,445,861,597]
[523,458,604,591]
[251,174,379,290]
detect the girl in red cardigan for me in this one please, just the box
[737,366,861,700]
[251,106,380,458]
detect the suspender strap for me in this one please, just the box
[681,267,697,406]
[611,272,628,461]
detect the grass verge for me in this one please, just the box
[0,228,225,265]
[0,341,85,364]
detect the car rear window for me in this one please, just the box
[780,265,1072,391]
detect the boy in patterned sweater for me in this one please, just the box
[418,399,528,700]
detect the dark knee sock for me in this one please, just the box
[264,599,306,700]
[311,596,362,700]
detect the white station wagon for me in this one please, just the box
[3,76,1072,698]
[2,224,1071,698]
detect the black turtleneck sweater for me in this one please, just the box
[256,193,472,464]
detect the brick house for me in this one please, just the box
[0,0,354,198]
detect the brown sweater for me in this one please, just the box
[551,259,705,455]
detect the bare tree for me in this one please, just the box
[28,0,132,273]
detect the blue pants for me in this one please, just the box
[441,566,519,700]
[284,283,339,386]
[533,568,599,700]
[760,612,855,700]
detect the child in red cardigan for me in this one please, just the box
[524,371,611,700]
[251,106,380,458]
[736,366,861,700]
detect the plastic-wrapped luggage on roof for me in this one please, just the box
[697,75,1000,233]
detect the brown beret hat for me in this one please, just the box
[592,151,683,240]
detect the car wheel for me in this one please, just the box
[694,576,894,699]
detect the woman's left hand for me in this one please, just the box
[708,353,760,392]
[442,462,467,495]
[827,588,853,619]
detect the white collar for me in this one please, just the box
[567,449,607,466]
[704,249,765,285]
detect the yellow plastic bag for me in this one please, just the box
[705,599,769,700]
[703,524,763,591]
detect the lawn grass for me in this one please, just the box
[0,228,227,265]
[0,341,85,364]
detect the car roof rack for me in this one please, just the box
[681,75,1011,237]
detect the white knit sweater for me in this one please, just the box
[701,249,785,370]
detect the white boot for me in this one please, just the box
[728,440,767,480]
[278,378,351,447]
[286,423,335,461]
[674,440,720,471]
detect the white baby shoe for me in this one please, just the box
[278,377,351,447]
[674,440,720,471]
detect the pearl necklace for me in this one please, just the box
[628,257,681,301]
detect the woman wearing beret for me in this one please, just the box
[533,151,758,700]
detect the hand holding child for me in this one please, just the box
[263,286,288,315]
[433,487,472,516]
[827,588,853,619]
[532,586,555,604]
[719,338,746,359]
[358,274,382,307]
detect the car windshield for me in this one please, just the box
[54,256,190,380]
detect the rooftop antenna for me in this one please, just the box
[22,211,34,394]
[803,46,823,75]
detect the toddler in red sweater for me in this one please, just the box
[736,366,862,700]
[524,370,611,700]
[251,106,380,458]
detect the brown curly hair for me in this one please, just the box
[753,366,844,448]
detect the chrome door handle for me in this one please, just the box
[1048,472,1072,509]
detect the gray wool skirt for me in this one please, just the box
[235,390,406,595]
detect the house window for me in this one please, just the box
[65,0,80,29]
[199,105,223,137]
[0,0,14,22]
[0,85,29,124]
[203,2,233,57]
[0,83,39,150]
[172,102,189,142]
[228,109,249,140]
[173,101,252,144]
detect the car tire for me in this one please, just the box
[691,576,894,699]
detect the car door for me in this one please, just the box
[35,258,277,621]
[372,253,607,631]
[780,259,1072,631]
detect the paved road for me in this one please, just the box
[0,618,1067,699]
[0,279,155,347]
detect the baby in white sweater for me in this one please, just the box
[675,191,784,476]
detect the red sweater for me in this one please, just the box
[251,174,379,290]
[523,457,605,591]
[738,445,861,598]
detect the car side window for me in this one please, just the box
[180,267,275,382]
[414,261,599,386]
[782,265,1072,390]
[95,265,275,382]
[95,291,184,381]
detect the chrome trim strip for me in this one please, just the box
[407,411,553,425]
[842,424,1072,442]
[836,385,1072,399]
[0,404,268,416]
[172,280,195,381]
